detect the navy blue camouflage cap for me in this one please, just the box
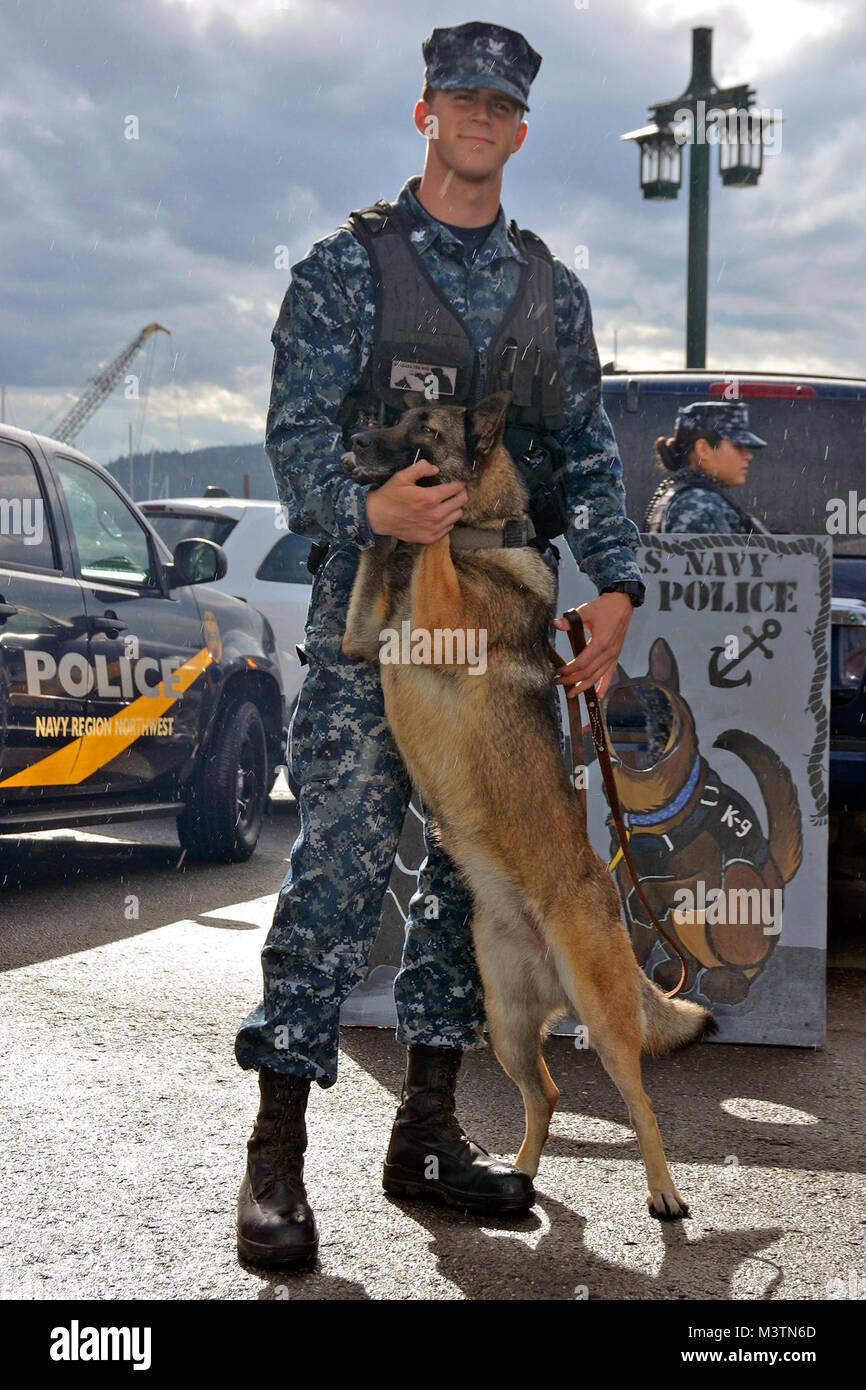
[422,22,541,112]
[674,400,767,448]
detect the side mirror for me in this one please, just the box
[168,537,228,588]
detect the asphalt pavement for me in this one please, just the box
[0,805,864,1302]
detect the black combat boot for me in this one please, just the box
[236,1068,319,1268]
[382,1044,535,1216]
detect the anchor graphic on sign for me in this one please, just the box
[708,619,782,688]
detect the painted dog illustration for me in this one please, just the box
[600,639,803,1003]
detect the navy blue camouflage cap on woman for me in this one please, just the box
[645,399,771,534]
[422,21,542,110]
[674,400,767,448]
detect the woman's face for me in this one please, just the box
[692,436,753,487]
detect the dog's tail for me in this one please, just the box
[713,729,803,884]
[639,972,718,1056]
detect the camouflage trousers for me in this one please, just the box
[235,541,561,1088]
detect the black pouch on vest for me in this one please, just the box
[306,539,330,577]
[507,430,570,541]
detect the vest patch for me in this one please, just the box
[389,360,457,397]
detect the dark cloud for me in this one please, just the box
[0,0,863,463]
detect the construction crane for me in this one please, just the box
[44,321,170,444]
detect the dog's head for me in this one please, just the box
[342,391,520,505]
[601,640,699,811]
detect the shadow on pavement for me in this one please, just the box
[238,1262,371,1301]
[0,819,293,970]
[339,970,866,1179]
[378,1191,785,1301]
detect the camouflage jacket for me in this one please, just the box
[265,176,642,592]
[644,467,764,534]
[664,489,749,533]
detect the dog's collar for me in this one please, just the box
[626,755,702,828]
[449,518,537,551]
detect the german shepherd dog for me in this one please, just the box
[341,391,716,1219]
[601,641,803,1004]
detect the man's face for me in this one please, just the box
[416,87,527,180]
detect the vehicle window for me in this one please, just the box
[143,512,238,552]
[255,533,313,586]
[0,439,56,569]
[832,624,866,700]
[55,456,154,587]
[833,556,866,594]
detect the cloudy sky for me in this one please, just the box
[1,0,864,467]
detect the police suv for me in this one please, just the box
[0,425,287,862]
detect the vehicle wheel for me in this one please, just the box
[178,699,269,863]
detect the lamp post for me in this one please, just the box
[622,27,773,368]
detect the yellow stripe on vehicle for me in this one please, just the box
[0,645,213,788]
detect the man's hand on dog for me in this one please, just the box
[366,459,468,545]
[552,593,634,699]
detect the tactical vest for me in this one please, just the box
[644,467,770,535]
[336,196,601,542]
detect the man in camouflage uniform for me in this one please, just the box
[645,400,769,533]
[235,20,645,1268]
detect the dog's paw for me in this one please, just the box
[514,1149,540,1180]
[647,1187,690,1220]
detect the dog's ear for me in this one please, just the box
[648,637,679,691]
[606,661,630,693]
[401,391,426,409]
[467,391,513,459]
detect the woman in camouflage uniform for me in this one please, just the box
[644,399,769,535]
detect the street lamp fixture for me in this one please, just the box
[622,123,683,200]
[719,108,767,187]
[620,27,774,366]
